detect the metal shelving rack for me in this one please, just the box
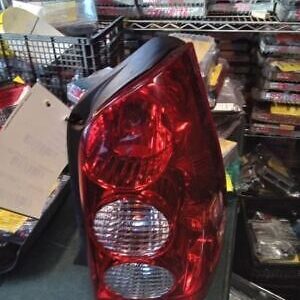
[125,13,300,33]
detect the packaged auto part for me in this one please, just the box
[275,0,300,5]
[256,166,300,198]
[249,212,300,264]
[99,5,138,17]
[97,0,135,5]
[276,2,300,22]
[208,1,274,15]
[260,80,300,93]
[142,5,207,18]
[252,105,300,126]
[141,0,207,4]
[99,3,207,18]
[213,77,245,113]
[250,122,300,138]
[274,32,300,46]
[252,88,300,105]
[208,2,250,14]
[259,35,300,57]
[98,0,207,5]
[262,59,300,83]
[237,144,300,198]
[234,197,300,298]
[170,33,218,80]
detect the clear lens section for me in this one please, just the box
[93,199,169,256]
[104,263,174,299]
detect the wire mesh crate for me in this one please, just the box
[0,17,124,99]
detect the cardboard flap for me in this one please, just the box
[0,83,70,218]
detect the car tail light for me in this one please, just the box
[0,83,25,129]
[68,37,226,300]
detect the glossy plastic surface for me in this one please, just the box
[79,42,225,299]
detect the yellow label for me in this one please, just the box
[13,76,25,85]
[271,104,300,117]
[0,12,3,33]
[209,63,223,87]
[271,61,300,73]
[226,172,234,192]
[0,209,28,233]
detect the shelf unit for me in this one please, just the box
[125,14,300,33]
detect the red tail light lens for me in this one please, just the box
[79,42,225,299]
[0,84,25,129]
[82,96,173,190]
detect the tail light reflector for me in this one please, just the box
[104,263,174,299]
[93,197,170,256]
[69,37,226,300]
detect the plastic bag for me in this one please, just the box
[249,212,300,264]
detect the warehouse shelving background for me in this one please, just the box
[0,1,299,299]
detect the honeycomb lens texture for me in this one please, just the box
[93,200,169,256]
[104,263,174,299]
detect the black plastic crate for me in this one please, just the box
[0,17,124,100]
